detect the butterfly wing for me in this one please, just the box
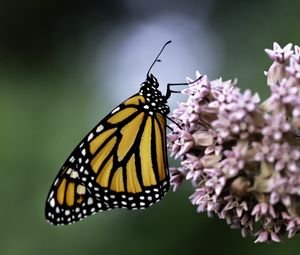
[45,166,108,225]
[45,94,169,225]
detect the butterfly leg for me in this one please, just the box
[165,75,202,99]
[167,116,181,129]
[167,125,174,131]
[165,83,188,99]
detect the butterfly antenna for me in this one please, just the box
[147,40,172,77]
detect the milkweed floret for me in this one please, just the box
[168,42,300,243]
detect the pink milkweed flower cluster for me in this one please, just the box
[168,42,300,243]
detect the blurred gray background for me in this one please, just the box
[0,0,299,254]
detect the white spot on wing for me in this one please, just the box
[53,178,59,186]
[70,171,79,179]
[77,184,86,195]
[87,197,94,205]
[96,125,104,133]
[50,198,55,208]
[87,133,94,141]
[111,107,120,114]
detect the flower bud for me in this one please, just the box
[230,176,251,198]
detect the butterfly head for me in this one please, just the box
[146,73,159,88]
[139,74,170,115]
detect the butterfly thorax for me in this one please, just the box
[139,74,170,116]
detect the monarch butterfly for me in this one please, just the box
[45,41,198,225]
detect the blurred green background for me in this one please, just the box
[0,0,300,254]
